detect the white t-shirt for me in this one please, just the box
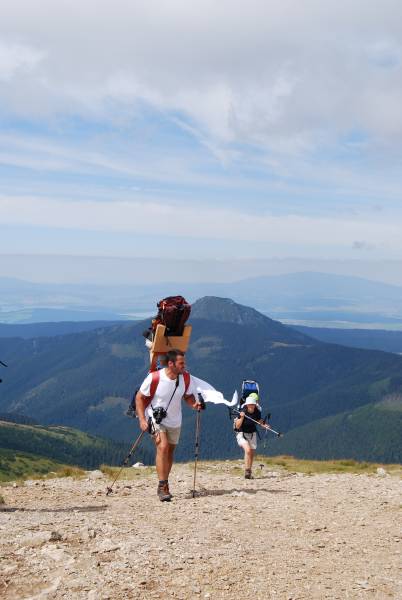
[139,369,197,428]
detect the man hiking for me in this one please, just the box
[234,392,269,479]
[135,349,202,501]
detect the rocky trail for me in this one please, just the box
[0,461,401,599]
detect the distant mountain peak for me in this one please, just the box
[192,296,277,326]
[191,296,316,346]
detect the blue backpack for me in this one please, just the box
[240,380,260,407]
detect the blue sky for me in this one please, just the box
[1,1,402,283]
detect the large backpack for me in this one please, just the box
[232,379,261,432]
[240,380,260,407]
[154,295,191,336]
[233,379,266,438]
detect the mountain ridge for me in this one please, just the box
[191,296,314,345]
[1,296,401,463]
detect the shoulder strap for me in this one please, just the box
[149,371,189,402]
[149,371,160,400]
[183,371,190,395]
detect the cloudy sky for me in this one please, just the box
[1,1,402,282]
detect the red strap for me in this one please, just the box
[183,371,190,395]
[149,370,190,401]
[149,371,160,401]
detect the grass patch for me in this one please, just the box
[0,448,70,482]
[184,456,402,476]
[100,464,154,480]
[256,455,402,476]
[0,420,129,470]
[45,466,86,479]
[0,448,86,482]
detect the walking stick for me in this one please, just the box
[191,410,201,498]
[106,429,146,496]
[191,394,205,498]
[231,408,283,437]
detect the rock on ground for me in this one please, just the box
[0,463,401,599]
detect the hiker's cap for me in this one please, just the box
[245,392,259,405]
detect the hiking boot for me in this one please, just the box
[245,469,253,479]
[157,482,172,502]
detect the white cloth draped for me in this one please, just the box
[192,375,238,407]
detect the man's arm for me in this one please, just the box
[184,375,204,410]
[184,394,202,410]
[135,391,151,431]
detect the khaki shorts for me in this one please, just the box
[236,432,257,450]
[152,422,181,445]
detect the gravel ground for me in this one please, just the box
[0,462,401,599]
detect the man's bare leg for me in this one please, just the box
[167,443,176,478]
[154,433,174,500]
[244,446,254,478]
[155,432,170,480]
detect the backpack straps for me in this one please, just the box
[149,370,160,401]
[183,371,191,396]
[148,370,190,403]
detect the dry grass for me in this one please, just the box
[100,464,155,480]
[185,455,402,477]
[20,466,87,481]
[47,466,86,479]
[256,455,402,476]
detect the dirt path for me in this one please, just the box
[0,462,401,599]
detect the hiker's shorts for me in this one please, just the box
[153,423,181,445]
[236,432,257,450]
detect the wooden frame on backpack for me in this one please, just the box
[149,323,192,371]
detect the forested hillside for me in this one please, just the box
[269,396,402,463]
[1,297,402,463]
[0,418,151,470]
[0,447,67,482]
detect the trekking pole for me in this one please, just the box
[106,429,146,496]
[232,409,283,437]
[191,410,201,498]
[191,394,205,498]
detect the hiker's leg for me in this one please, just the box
[237,433,250,468]
[164,426,180,478]
[248,448,255,469]
[244,445,253,470]
[167,443,176,478]
[154,431,170,481]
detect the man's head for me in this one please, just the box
[165,349,186,375]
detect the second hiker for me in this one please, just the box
[135,349,202,501]
[234,392,268,479]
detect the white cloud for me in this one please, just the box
[2,1,402,145]
[1,193,401,256]
[0,39,44,81]
[1,0,402,267]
